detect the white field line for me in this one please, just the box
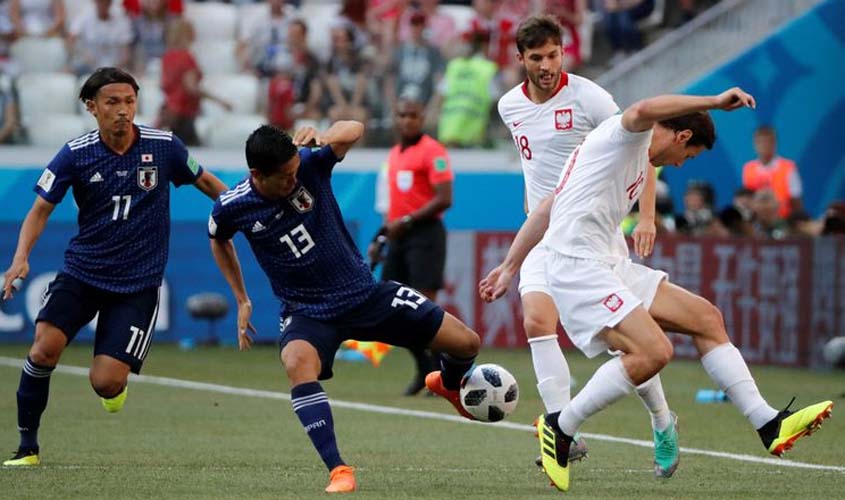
[1,356,842,473]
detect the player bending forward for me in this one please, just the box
[499,14,677,476]
[209,123,480,494]
[480,87,832,491]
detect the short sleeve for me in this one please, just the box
[208,201,237,240]
[168,135,204,187]
[302,145,341,177]
[583,80,620,128]
[34,145,75,204]
[608,115,652,145]
[426,141,453,185]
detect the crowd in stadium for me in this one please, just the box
[0,0,707,147]
[1,0,841,239]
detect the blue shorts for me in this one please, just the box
[278,281,445,380]
[36,272,160,374]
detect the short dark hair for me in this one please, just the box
[658,112,716,150]
[245,125,299,175]
[516,15,562,53]
[754,125,776,137]
[78,67,139,102]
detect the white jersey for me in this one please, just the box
[543,114,653,264]
[498,73,619,213]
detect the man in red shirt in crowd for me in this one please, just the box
[369,98,453,395]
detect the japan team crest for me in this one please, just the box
[137,166,158,191]
[289,186,314,213]
[555,109,573,131]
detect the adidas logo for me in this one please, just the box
[252,221,266,232]
[89,172,104,183]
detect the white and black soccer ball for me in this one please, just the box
[823,336,845,368]
[459,363,519,422]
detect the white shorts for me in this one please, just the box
[545,252,668,358]
[519,244,551,296]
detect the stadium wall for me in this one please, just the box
[667,0,845,217]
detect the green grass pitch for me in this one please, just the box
[1,344,843,499]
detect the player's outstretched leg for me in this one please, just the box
[650,282,833,457]
[4,323,66,467]
[424,313,480,420]
[522,291,589,462]
[281,340,355,493]
[634,374,679,477]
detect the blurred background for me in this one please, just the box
[0,0,843,369]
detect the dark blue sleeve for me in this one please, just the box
[169,135,204,187]
[33,145,74,204]
[301,145,341,177]
[208,200,238,240]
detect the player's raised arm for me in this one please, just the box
[622,87,756,133]
[2,197,55,300]
[479,195,554,302]
[292,120,364,160]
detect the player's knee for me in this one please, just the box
[700,303,729,342]
[89,374,125,399]
[646,336,673,371]
[281,348,320,382]
[28,345,60,367]
[522,313,556,338]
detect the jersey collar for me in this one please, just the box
[521,71,569,102]
[98,124,140,156]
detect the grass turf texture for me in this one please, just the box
[1,344,843,499]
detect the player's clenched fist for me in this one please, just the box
[713,87,756,111]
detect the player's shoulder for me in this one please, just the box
[217,178,253,209]
[420,134,447,151]
[137,124,174,142]
[65,129,100,152]
[498,83,526,111]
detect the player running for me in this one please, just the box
[499,15,677,476]
[208,123,480,493]
[2,67,228,466]
[480,87,832,491]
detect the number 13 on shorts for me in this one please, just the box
[391,286,426,309]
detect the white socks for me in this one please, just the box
[635,374,672,431]
[558,357,635,436]
[528,334,570,413]
[701,343,778,429]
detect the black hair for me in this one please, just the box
[245,125,299,175]
[658,111,716,150]
[78,67,139,102]
[516,15,563,54]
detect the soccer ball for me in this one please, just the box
[460,363,519,422]
[822,337,845,368]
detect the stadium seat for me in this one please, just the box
[185,3,238,41]
[205,114,266,149]
[201,74,259,117]
[138,77,165,121]
[17,73,78,126]
[28,114,89,147]
[298,3,339,62]
[193,40,239,75]
[10,37,68,74]
[439,5,475,34]
[237,2,299,42]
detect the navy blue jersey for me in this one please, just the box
[34,125,203,293]
[209,146,377,319]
